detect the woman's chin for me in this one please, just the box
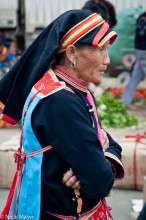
[92,77,102,84]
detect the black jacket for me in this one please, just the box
[31,74,124,219]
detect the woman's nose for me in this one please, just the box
[103,52,110,65]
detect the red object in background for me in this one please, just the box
[107,87,146,100]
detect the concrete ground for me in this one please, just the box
[0,187,143,220]
[0,88,146,219]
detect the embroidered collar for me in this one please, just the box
[53,65,88,93]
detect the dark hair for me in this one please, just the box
[82,1,109,22]
[89,0,117,27]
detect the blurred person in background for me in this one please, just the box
[4,38,18,67]
[90,0,117,28]
[82,0,110,22]
[121,11,146,110]
[0,32,7,79]
[0,36,19,79]
[0,32,7,64]
[0,9,124,220]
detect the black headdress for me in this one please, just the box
[0,9,117,124]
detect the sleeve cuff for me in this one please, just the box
[105,152,125,180]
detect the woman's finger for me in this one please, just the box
[62,168,74,184]
[71,180,81,189]
[65,175,78,187]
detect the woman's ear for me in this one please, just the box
[65,45,77,65]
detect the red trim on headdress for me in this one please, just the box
[92,22,109,46]
[60,13,104,49]
[98,31,117,47]
[62,14,99,41]
[64,20,103,47]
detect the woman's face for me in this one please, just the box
[74,41,110,84]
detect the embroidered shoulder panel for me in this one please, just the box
[32,69,66,98]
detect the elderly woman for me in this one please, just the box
[0,10,124,220]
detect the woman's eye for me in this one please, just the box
[99,47,104,52]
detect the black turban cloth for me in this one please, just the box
[0,9,117,124]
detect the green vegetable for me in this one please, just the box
[95,93,138,128]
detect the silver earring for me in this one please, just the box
[71,62,75,68]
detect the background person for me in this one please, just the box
[121,11,146,110]
[82,0,110,22]
[4,38,18,65]
[0,32,7,64]
[90,0,117,28]
[0,10,124,220]
[0,37,19,78]
[1,38,19,75]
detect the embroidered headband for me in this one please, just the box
[60,13,117,50]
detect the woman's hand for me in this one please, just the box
[101,129,109,151]
[62,168,81,189]
[62,130,109,189]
